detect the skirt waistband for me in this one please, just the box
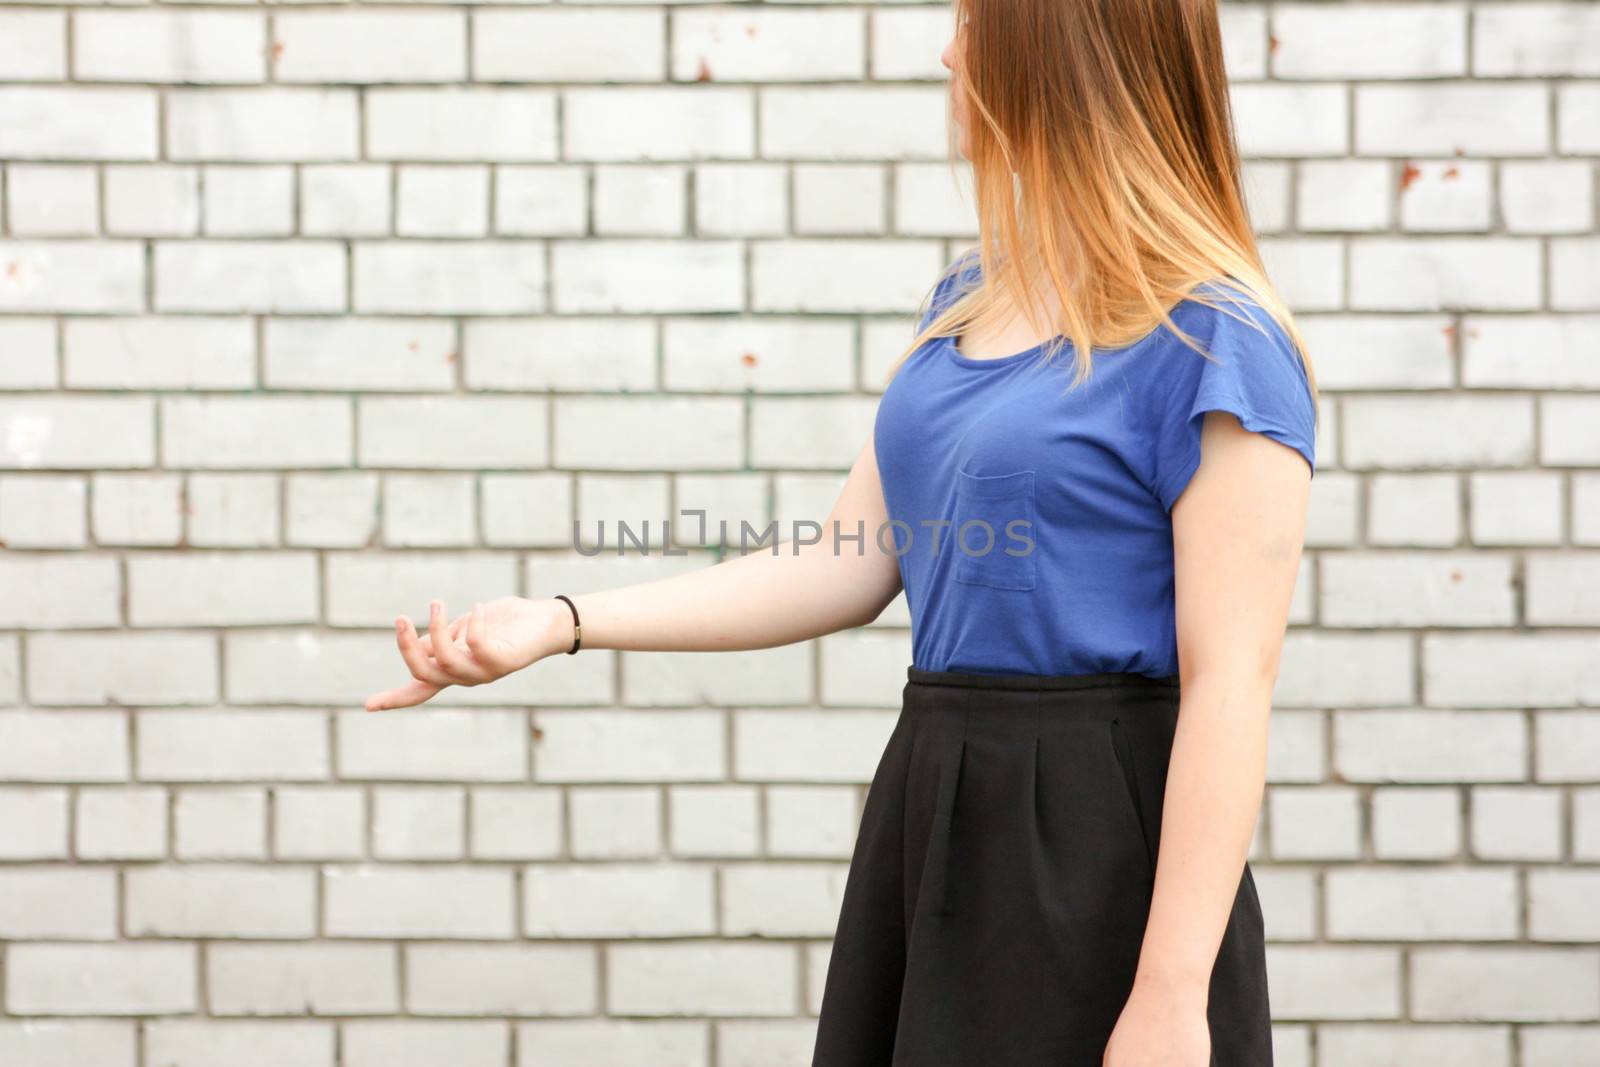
[906,666,1179,692]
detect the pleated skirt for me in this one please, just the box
[810,666,1272,1067]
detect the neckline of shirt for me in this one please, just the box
[941,331,1071,370]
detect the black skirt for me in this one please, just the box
[811,666,1272,1067]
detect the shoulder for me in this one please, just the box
[920,246,981,324]
[1137,279,1311,400]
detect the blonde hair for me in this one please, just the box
[884,0,1319,420]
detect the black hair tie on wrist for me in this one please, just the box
[552,594,581,655]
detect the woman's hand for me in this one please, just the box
[363,596,575,712]
[1102,973,1211,1067]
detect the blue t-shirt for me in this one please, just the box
[874,251,1316,678]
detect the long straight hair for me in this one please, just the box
[883,0,1319,418]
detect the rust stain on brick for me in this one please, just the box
[1267,33,1278,53]
[740,352,758,368]
[1399,162,1422,192]
[696,58,713,82]
[1442,165,1459,181]
[269,40,285,63]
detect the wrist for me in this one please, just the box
[539,595,581,657]
[1132,965,1209,1008]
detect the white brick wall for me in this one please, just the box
[1,2,1597,1064]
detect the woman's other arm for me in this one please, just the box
[364,434,903,711]
[1106,409,1311,1065]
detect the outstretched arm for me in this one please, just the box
[364,434,903,711]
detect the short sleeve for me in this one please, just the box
[1149,288,1317,512]
[915,248,978,335]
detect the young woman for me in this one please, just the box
[365,1,1317,1064]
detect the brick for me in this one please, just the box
[564,87,752,161]
[870,9,949,81]
[126,865,316,938]
[1334,708,1526,783]
[532,710,725,782]
[272,12,465,83]
[1471,785,1563,861]
[524,863,715,937]
[761,87,947,160]
[569,786,660,858]
[166,88,357,162]
[7,944,196,1015]
[1342,395,1533,469]
[0,87,157,160]
[353,241,546,314]
[1425,633,1600,707]
[0,241,144,313]
[104,164,200,237]
[606,941,798,1016]
[406,944,598,1015]
[751,239,940,312]
[207,943,398,1015]
[1350,237,1542,310]
[0,1021,135,1067]
[1463,315,1600,388]
[1325,867,1519,940]
[324,865,515,939]
[65,317,253,390]
[358,397,549,468]
[466,318,656,393]
[1321,552,1514,627]
[552,239,742,313]
[203,164,294,236]
[470,786,563,860]
[0,788,69,859]
[77,785,167,860]
[143,1021,333,1067]
[154,240,345,313]
[0,318,57,388]
[514,1019,708,1065]
[0,867,118,938]
[1411,946,1600,1020]
[672,10,863,82]
[552,396,743,470]
[475,10,663,82]
[720,862,848,935]
[0,12,66,81]
[342,1022,508,1067]
[75,11,265,83]
[1264,945,1402,1019]
[367,88,557,161]
[336,707,530,781]
[1356,83,1548,156]
[264,317,455,392]
[6,164,97,237]
[1474,4,1600,77]
[1230,85,1349,156]
[1272,5,1466,79]
[137,710,328,782]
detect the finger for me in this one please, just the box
[395,614,455,688]
[415,610,470,659]
[464,601,508,674]
[428,600,490,683]
[365,677,443,712]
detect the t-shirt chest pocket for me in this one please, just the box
[949,467,1038,592]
